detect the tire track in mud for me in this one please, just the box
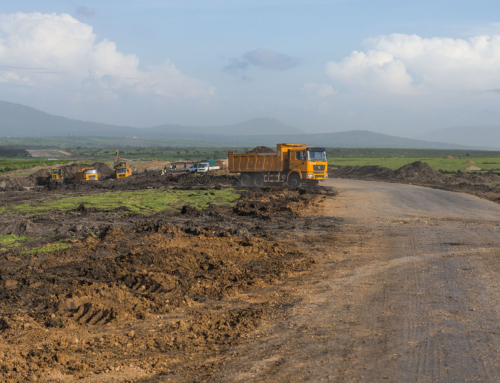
[211,179,500,383]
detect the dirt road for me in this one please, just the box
[210,179,500,382]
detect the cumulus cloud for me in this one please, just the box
[0,12,214,99]
[224,48,299,74]
[326,33,500,94]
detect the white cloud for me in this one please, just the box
[0,71,32,85]
[0,12,213,99]
[326,33,500,94]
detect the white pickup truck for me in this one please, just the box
[196,162,220,173]
[186,164,201,173]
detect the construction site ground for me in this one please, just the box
[2,170,500,381]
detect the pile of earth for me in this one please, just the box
[0,162,116,190]
[0,176,30,191]
[247,146,276,154]
[463,160,476,165]
[234,187,334,217]
[453,170,500,183]
[330,165,393,180]
[392,161,448,182]
[0,219,41,236]
[330,161,448,184]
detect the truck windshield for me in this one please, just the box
[198,164,208,168]
[307,149,327,161]
[84,169,98,174]
[51,170,60,174]
[116,168,128,173]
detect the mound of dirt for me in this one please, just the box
[30,162,114,182]
[247,146,276,154]
[444,155,454,159]
[392,161,448,182]
[465,166,481,171]
[329,161,448,184]
[331,165,393,180]
[463,160,476,164]
[1,219,41,235]
[0,176,29,191]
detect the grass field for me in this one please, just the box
[328,157,500,172]
[0,188,240,215]
[0,158,72,175]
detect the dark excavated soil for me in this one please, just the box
[246,146,276,154]
[0,174,338,382]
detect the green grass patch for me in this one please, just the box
[0,234,29,247]
[0,158,73,175]
[21,243,70,254]
[1,188,240,215]
[328,157,500,172]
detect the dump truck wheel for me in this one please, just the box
[253,174,264,187]
[240,174,252,187]
[288,174,302,187]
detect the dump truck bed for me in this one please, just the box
[228,152,282,173]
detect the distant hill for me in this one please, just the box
[147,118,303,136]
[0,100,136,137]
[0,100,488,149]
[187,130,479,149]
[416,127,500,150]
[0,101,302,138]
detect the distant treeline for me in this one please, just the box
[327,148,500,158]
[0,148,30,157]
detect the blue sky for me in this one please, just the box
[1,0,500,135]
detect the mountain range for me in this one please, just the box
[416,127,500,149]
[0,100,495,149]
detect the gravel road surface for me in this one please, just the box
[211,179,500,382]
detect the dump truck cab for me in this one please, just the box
[50,168,64,180]
[83,168,98,180]
[287,146,328,186]
[75,167,99,181]
[113,161,127,169]
[115,166,132,178]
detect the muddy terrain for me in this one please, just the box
[330,160,500,204]
[0,173,338,382]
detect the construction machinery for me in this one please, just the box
[115,165,132,178]
[228,144,328,187]
[112,149,132,178]
[50,168,64,182]
[75,167,99,181]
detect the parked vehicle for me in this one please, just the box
[228,143,327,187]
[186,163,200,173]
[196,160,220,173]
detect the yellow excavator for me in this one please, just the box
[114,150,132,178]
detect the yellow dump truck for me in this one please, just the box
[228,144,327,187]
[75,167,99,181]
[50,168,64,181]
[115,165,132,178]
